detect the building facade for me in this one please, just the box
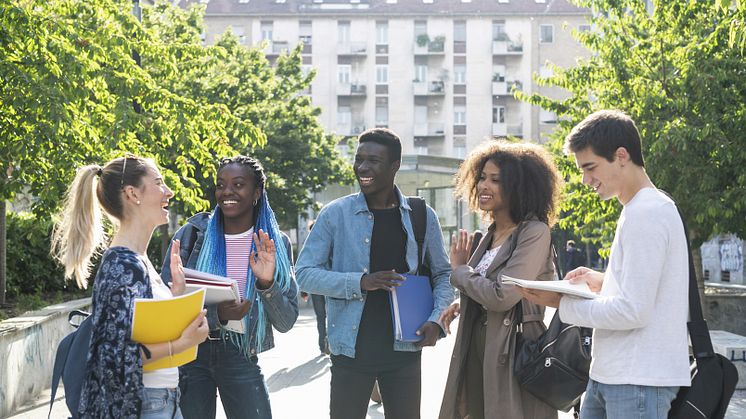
[184,0,590,238]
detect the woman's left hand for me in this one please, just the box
[169,240,186,296]
[251,229,276,289]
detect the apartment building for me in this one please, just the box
[186,0,590,233]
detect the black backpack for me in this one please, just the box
[407,196,430,278]
[49,310,92,419]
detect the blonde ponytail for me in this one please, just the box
[51,165,107,289]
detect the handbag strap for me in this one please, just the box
[407,196,427,275]
[663,193,715,359]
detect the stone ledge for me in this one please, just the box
[711,330,746,390]
[0,298,91,418]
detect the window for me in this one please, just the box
[454,64,466,84]
[414,20,427,37]
[578,24,591,33]
[337,106,351,127]
[338,65,351,84]
[415,65,428,82]
[376,21,388,45]
[540,24,554,43]
[375,103,388,126]
[233,26,246,44]
[454,21,466,43]
[338,21,351,44]
[540,109,556,124]
[299,20,312,44]
[454,145,466,159]
[376,65,389,84]
[492,106,505,124]
[492,20,506,40]
[260,21,273,41]
[454,106,466,125]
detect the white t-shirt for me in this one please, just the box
[559,188,690,386]
[142,262,179,389]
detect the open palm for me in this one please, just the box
[250,229,276,289]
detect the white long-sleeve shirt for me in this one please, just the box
[559,188,690,386]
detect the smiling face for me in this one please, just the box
[573,147,624,201]
[136,164,173,227]
[353,141,400,198]
[215,163,261,232]
[476,160,508,217]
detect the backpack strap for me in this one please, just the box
[407,196,427,275]
[49,310,88,418]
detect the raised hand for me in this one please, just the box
[438,302,460,335]
[360,270,405,291]
[450,229,474,269]
[169,240,185,296]
[250,229,276,289]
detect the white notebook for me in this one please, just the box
[501,275,599,299]
[183,268,245,334]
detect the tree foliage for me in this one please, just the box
[519,0,746,251]
[143,3,353,226]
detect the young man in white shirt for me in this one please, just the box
[521,110,690,419]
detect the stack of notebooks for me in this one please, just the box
[183,268,245,333]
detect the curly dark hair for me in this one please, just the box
[454,140,562,226]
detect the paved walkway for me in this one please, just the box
[8,304,746,418]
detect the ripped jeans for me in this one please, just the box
[179,338,272,419]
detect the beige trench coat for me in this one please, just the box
[439,220,558,419]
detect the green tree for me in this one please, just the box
[143,2,353,227]
[0,0,263,302]
[518,0,746,301]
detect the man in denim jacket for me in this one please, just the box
[296,128,453,419]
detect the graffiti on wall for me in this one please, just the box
[719,237,743,272]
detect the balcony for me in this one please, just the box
[492,123,507,136]
[337,83,367,96]
[491,34,523,55]
[337,123,367,137]
[508,123,523,137]
[337,42,367,56]
[414,35,446,55]
[413,80,445,96]
[264,40,289,56]
[493,80,522,96]
[414,122,446,137]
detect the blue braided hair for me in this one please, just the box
[195,156,292,357]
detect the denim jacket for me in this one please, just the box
[296,187,454,358]
[161,213,299,355]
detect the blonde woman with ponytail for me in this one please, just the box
[52,156,209,419]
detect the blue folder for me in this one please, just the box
[388,274,434,342]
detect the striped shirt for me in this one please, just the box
[225,227,253,297]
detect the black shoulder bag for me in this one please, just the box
[513,246,593,415]
[668,204,738,419]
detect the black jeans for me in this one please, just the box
[329,357,421,419]
[310,294,327,351]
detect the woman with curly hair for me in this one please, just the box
[438,140,563,419]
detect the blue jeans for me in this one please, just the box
[179,339,272,419]
[580,379,679,419]
[140,388,182,419]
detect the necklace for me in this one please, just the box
[491,225,516,249]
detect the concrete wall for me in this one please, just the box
[0,298,91,418]
[705,293,746,337]
[701,234,745,285]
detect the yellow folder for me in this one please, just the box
[131,288,206,372]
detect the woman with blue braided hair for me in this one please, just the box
[162,155,299,419]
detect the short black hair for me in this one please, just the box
[564,110,645,167]
[358,128,402,162]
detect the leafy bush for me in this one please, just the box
[5,212,70,297]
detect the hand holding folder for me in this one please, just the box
[131,288,206,372]
[388,274,434,342]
